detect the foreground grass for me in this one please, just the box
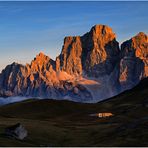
[0,78,147,146]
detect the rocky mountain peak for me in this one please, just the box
[119,32,148,90]
[30,52,55,73]
[121,32,148,58]
[57,35,82,75]
[63,36,80,44]
[11,62,19,66]
[90,24,116,38]
[131,32,148,48]
[34,52,50,62]
[132,32,148,60]
[81,24,119,76]
[57,24,120,77]
[135,32,148,40]
[0,24,147,103]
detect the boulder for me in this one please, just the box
[5,123,28,140]
[73,87,79,94]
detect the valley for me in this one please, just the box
[0,78,147,146]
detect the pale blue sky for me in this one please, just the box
[0,1,148,71]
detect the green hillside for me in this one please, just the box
[0,78,147,146]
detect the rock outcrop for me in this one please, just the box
[0,53,58,98]
[0,24,147,103]
[57,25,120,77]
[57,36,83,75]
[0,52,93,102]
[119,32,148,90]
[81,25,120,77]
[5,123,28,140]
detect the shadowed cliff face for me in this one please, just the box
[81,25,120,77]
[57,25,120,77]
[120,32,148,90]
[0,53,93,102]
[0,25,147,103]
[0,53,57,98]
[57,36,83,75]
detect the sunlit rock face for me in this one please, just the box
[56,36,83,75]
[81,25,120,77]
[0,53,93,102]
[56,25,121,101]
[0,62,26,97]
[0,53,58,98]
[0,25,147,103]
[119,32,148,90]
[57,25,120,77]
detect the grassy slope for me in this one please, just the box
[0,78,147,146]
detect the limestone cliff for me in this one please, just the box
[0,25,147,103]
[57,25,120,77]
[120,32,148,90]
[57,36,83,75]
[0,53,92,102]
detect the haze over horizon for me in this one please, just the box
[0,1,148,72]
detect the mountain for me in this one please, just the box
[56,25,120,76]
[0,77,147,146]
[0,24,147,102]
[119,32,148,90]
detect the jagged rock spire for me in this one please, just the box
[0,25,147,102]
